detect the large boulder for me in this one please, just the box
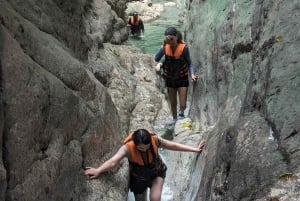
[0,0,130,200]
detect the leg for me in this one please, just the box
[134,190,147,201]
[149,177,164,201]
[167,87,178,119]
[178,87,188,114]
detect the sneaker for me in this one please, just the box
[178,111,185,118]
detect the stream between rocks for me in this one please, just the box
[126,1,186,200]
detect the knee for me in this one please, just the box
[150,188,162,201]
[150,193,161,201]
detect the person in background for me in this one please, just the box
[84,129,205,201]
[128,11,145,36]
[154,27,198,121]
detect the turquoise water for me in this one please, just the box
[128,3,184,54]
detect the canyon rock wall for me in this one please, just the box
[1,0,299,201]
[172,0,300,200]
[0,0,149,200]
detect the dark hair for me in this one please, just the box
[177,31,183,42]
[133,129,151,145]
[164,27,184,43]
[164,27,177,36]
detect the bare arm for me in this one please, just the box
[84,145,128,179]
[159,137,205,153]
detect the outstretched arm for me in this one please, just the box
[159,137,205,153]
[84,145,128,179]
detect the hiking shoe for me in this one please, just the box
[178,111,185,118]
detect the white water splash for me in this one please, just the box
[268,127,274,140]
[161,185,174,201]
[127,185,174,201]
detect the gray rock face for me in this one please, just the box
[1,0,299,201]
[0,0,131,200]
[1,0,169,200]
[171,0,300,200]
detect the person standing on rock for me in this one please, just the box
[154,27,198,121]
[84,129,205,201]
[128,11,145,37]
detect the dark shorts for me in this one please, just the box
[165,77,189,88]
[129,163,167,194]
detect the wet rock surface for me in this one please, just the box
[0,0,299,201]
[183,0,300,200]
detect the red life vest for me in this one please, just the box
[124,130,158,166]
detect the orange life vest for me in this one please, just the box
[163,43,188,78]
[164,43,186,58]
[124,130,158,166]
[130,16,141,25]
